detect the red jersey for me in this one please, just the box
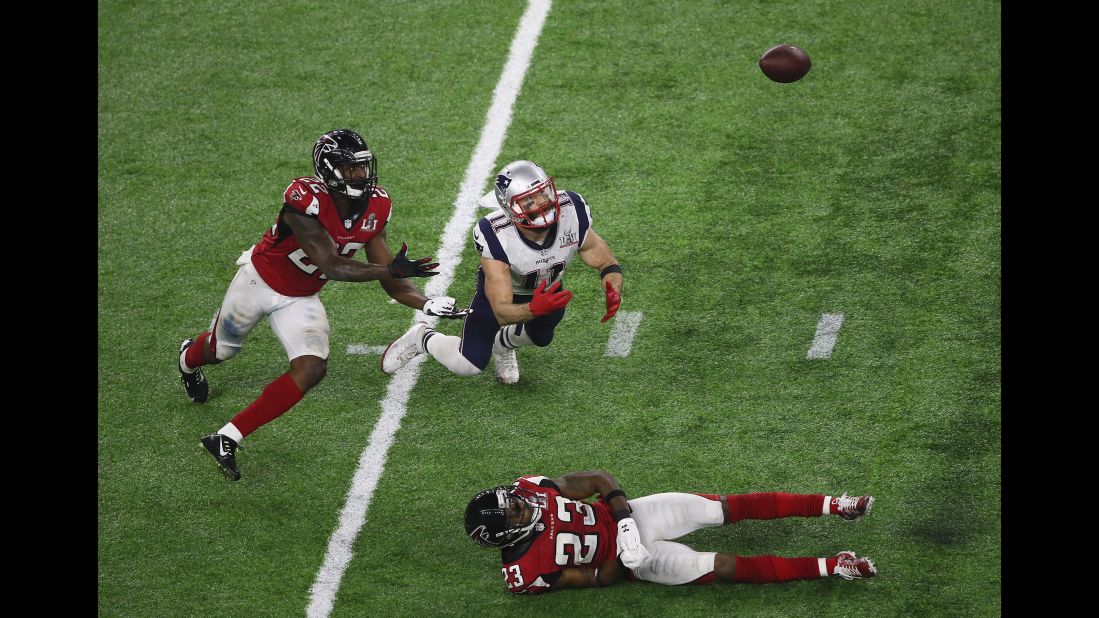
[498,475,619,594]
[250,176,393,296]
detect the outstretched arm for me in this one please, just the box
[284,210,395,282]
[482,257,534,325]
[483,257,574,324]
[578,229,622,322]
[578,229,622,293]
[363,228,430,310]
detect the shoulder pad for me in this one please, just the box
[283,178,328,216]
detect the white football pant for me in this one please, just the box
[210,251,331,362]
[627,492,725,585]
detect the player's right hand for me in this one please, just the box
[388,242,440,279]
[615,516,650,569]
[528,280,573,317]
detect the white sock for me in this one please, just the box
[496,324,534,349]
[818,558,829,577]
[219,422,244,444]
[822,496,832,516]
[424,332,482,377]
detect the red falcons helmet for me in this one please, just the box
[464,484,543,548]
[313,129,378,201]
[493,160,560,229]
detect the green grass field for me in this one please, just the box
[99,1,1000,615]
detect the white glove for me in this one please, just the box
[615,517,650,569]
[422,296,472,319]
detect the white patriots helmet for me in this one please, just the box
[493,160,560,229]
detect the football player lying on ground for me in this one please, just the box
[464,470,877,593]
[380,160,623,384]
[177,129,469,481]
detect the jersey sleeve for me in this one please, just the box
[566,191,593,247]
[473,217,510,263]
[515,475,559,491]
[369,187,394,229]
[283,177,324,217]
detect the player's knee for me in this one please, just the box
[446,352,484,377]
[452,361,484,377]
[530,331,555,347]
[294,356,327,387]
[713,554,736,581]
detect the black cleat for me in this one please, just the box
[200,433,241,481]
[178,339,209,403]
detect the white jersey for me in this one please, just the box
[472,190,593,295]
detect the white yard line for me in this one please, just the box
[806,313,845,359]
[604,311,643,357]
[306,2,553,616]
[345,344,388,355]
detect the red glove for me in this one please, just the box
[528,280,573,317]
[601,280,621,323]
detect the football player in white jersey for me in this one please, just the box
[381,160,623,383]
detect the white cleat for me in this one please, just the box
[492,342,519,384]
[381,322,429,374]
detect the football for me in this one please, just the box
[759,44,811,83]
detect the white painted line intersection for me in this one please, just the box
[345,345,388,355]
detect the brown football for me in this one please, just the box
[759,44,811,83]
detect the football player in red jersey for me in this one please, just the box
[464,470,877,594]
[178,129,470,481]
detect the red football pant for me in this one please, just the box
[230,372,304,437]
[732,556,833,583]
[185,331,214,368]
[695,492,825,522]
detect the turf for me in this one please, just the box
[99,1,1000,616]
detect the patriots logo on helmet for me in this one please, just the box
[495,174,513,192]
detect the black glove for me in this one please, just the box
[388,242,440,278]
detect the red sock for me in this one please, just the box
[732,555,831,583]
[721,493,825,522]
[230,373,304,437]
[185,331,214,368]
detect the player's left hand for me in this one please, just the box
[615,516,650,569]
[423,296,472,319]
[601,280,621,323]
[389,242,440,279]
